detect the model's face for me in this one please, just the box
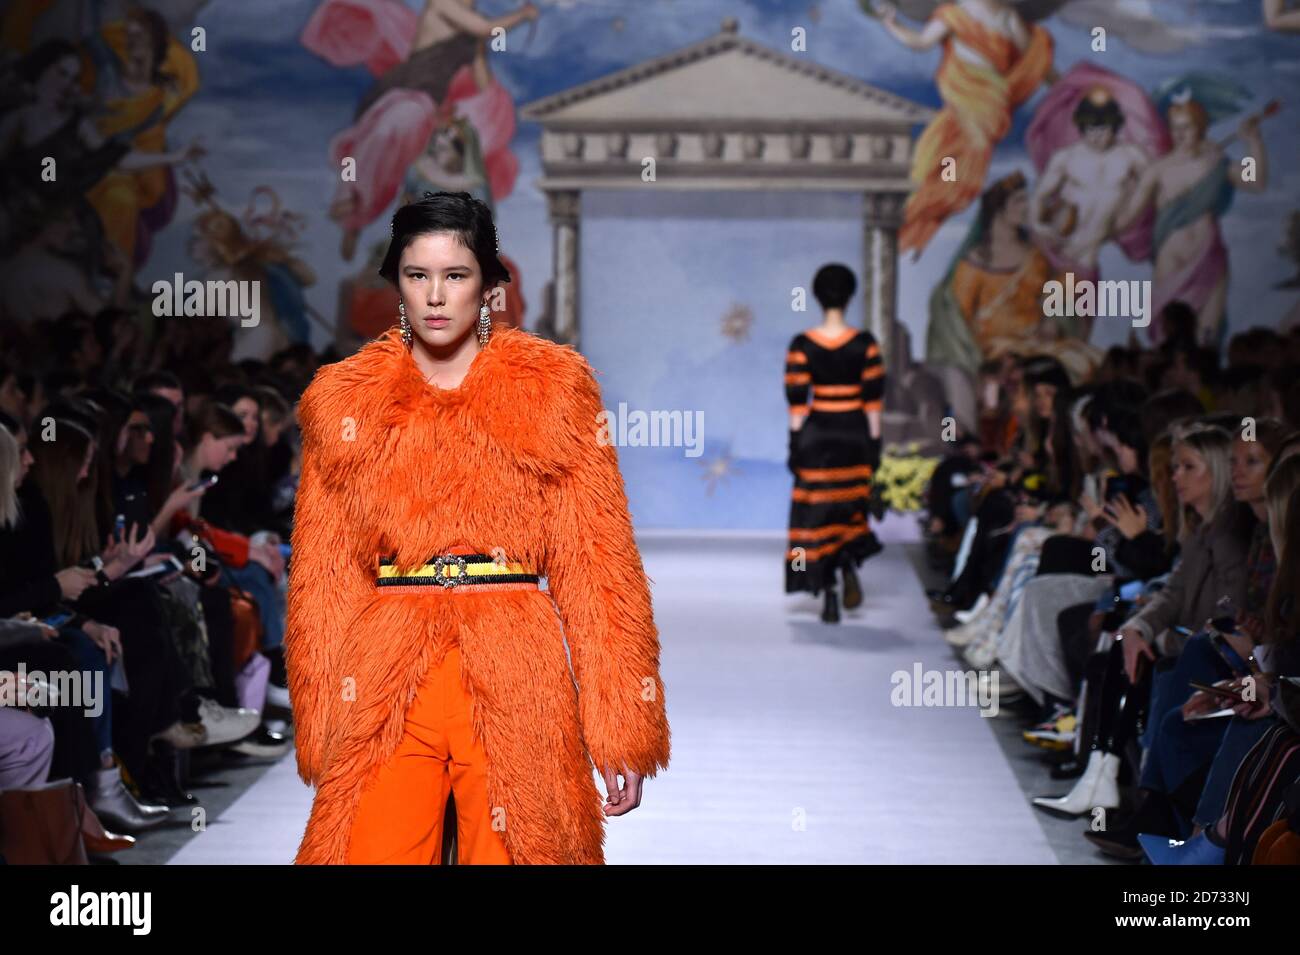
[1172,443,1213,513]
[1230,438,1271,505]
[398,232,488,351]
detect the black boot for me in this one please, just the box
[841,562,862,610]
[821,586,840,624]
[140,742,198,808]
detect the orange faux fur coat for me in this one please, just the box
[283,323,671,864]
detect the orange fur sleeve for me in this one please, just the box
[544,364,671,780]
[282,382,372,786]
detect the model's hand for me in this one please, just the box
[600,764,643,816]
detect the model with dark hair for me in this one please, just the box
[284,191,670,864]
[784,263,885,623]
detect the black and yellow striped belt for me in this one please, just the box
[375,553,541,593]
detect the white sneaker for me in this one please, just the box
[963,634,997,670]
[944,620,980,649]
[266,682,292,710]
[196,698,261,747]
[953,592,990,625]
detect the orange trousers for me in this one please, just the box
[346,644,512,864]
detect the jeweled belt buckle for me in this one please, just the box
[432,554,469,588]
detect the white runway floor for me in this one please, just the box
[169,516,1056,864]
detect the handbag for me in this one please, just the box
[0,778,89,864]
[228,587,264,670]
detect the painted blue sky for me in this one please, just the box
[137,0,1300,528]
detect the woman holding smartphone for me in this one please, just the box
[1079,420,1290,858]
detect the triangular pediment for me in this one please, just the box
[520,27,934,128]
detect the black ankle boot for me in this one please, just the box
[821,586,840,623]
[141,742,197,808]
[841,563,862,610]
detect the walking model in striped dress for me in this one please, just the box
[783,264,886,623]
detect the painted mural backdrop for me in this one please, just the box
[2,0,1297,528]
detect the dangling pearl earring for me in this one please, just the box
[478,302,492,346]
[399,301,411,348]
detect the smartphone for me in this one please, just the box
[188,474,219,492]
[1189,680,1246,702]
[1211,633,1251,675]
[39,611,73,629]
[127,555,184,579]
[114,513,126,541]
[1118,580,1144,602]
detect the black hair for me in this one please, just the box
[132,370,182,394]
[811,264,857,311]
[1140,388,1205,445]
[1157,301,1198,353]
[134,392,178,514]
[17,39,81,86]
[1073,95,1125,132]
[378,191,512,289]
[1107,406,1148,469]
[35,396,100,437]
[214,383,258,409]
[1086,378,1149,431]
[0,357,33,400]
[974,173,1029,260]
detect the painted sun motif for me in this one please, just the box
[720,303,754,343]
[699,447,739,496]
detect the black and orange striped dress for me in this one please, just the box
[784,326,885,595]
